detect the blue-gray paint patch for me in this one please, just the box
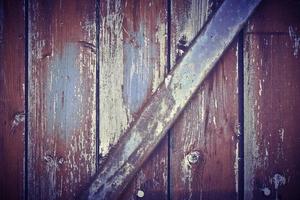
[46,43,81,139]
[123,25,154,113]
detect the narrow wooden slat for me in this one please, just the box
[170,1,239,198]
[244,0,300,199]
[28,0,96,199]
[84,0,262,199]
[0,0,25,199]
[98,0,168,199]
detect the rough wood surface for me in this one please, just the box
[28,0,96,199]
[83,0,262,199]
[98,0,168,199]
[170,0,223,67]
[244,0,300,199]
[170,42,238,199]
[0,0,25,199]
[170,1,239,199]
[169,2,239,198]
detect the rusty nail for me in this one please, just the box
[187,151,201,164]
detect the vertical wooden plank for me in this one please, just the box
[99,0,168,199]
[0,0,25,199]
[170,0,239,199]
[28,0,96,199]
[244,0,300,199]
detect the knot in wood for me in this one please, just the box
[187,151,201,164]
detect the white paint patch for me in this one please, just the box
[164,74,172,88]
[214,98,218,108]
[213,116,216,127]
[152,21,167,92]
[201,91,205,121]
[288,26,300,58]
[259,80,262,96]
[278,128,285,142]
[234,141,239,194]
[11,112,25,133]
[181,155,192,200]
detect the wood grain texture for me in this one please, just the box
[244,0,300,199]
[0,0,25,199]
[28,0,96,199]
[98,0,168,199]
[170,42,239,199]
[170,1,239,199]
[170,0,223,67]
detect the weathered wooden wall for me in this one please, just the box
[1,0,300,199]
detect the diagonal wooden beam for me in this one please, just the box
[82,0,262,199]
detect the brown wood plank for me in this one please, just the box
[28,0,96,199]
[170,42,239,199]
[0,0,25,199]
[170,1,239,199]
[83,0,262,198]
[244,0,300,199]
[98,0,168,199]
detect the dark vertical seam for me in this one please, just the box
[166,0,171,199]
[24,0,29,199]
[238,30,244,200]
[95,0,100,173]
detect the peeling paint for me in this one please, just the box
[100,0,166,157]
[258,79,262,96]
[11,112,25,133]
[100,0,130,156]
[278,128,285,142]
[84,0,263,198]
[181,155,193,200]
[164,74,172,88]
[234,141,239,194]
[288,26,300,58]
